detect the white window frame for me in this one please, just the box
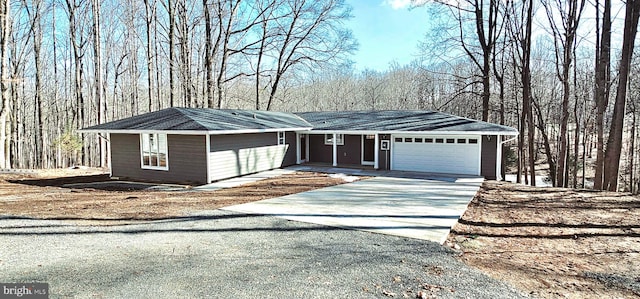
[324,134,344,145]
[278,131,286,145]
[140,133,169,170]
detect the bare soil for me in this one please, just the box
[0,169,353,223]
[3,169,639,297]
[447,181,640,298]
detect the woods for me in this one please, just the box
[0,0,639,192]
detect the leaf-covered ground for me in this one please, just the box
[447,181,640,298]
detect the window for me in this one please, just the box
[435,138,444,143]
[425,138,433,143]
[278,132,285,145]
[469,139,478,144]
[141,133,168,170]
[395,138,403,142]
[324,134,344,145]
[415,138,423,143]
[446,138,455,144]
[457,139,467,144]
[404,138,413,143]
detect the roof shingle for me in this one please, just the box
[83,107,313,132]
[295,110,517,133]
[83,108,517,135]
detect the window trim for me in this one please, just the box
[278,131,286,145]
[324,134,344,145]
[140,133,169,171]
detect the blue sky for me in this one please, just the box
[346,0,430,71]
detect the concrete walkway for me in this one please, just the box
[224,175,483,244]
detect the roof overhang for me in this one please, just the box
[299,129,519,136]
[79,127,314,135]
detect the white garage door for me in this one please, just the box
[392,135,480,175]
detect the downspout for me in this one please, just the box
[205,133,211,183]
[104,133,112,177]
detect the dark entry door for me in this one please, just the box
[363,135,375,164]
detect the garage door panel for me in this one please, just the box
[392,135,479,175]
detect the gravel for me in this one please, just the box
[0,210,528,298]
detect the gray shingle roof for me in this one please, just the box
[295,110,517,134]
[83,107,312,132]
[83,108,517,135]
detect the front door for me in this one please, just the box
[362,135,375,165]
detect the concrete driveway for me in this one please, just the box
[223,175,483,244]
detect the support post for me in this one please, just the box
[296,132,301,164]
[374,134,379,169]
[332,133,338,167]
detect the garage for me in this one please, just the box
[391,135,480,175]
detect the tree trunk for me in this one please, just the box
[66,0,85,167]
[92,0,106,168]
[144,0,156,111]
[629,109,636,193]
[602,0,640,191]
[524,0,536,186]
[593,0,612,189]
[0,0,9,169]
[203,0,214,108]
[168,0,176,107]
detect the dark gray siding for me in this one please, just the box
[338,135,361,165]
[308,134,332,163]
[481,135,497,180]
[283,132,297,166]
[110,133,207,184]
[307,134,361,165]
[208,132,289,182]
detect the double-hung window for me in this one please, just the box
[324,134,344,145]
[141,133,168,170]
[278,132,285,145]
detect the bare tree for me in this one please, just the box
[144,0,157,111]
[0,0,10,169]
[542,0,586,187]
[593,0,611,189]
[65,0,88,166]
[265,0,356,110]
[90,0,106,167]
[602,0,640,191]
[509,0,536,185]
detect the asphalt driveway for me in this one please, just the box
[224,175,483,244]
[0,211,526,298]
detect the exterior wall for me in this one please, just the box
[338,135,361,165]
[307,134,362,165]
[481,135,498,180]
[308,134,332,163]
[283,132,297,166]
[208,132,289,182]
[111,134,207,184]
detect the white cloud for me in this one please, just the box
[382,0,412,10]
[382,0,428,10]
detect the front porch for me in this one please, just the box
[294,133,391,170]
